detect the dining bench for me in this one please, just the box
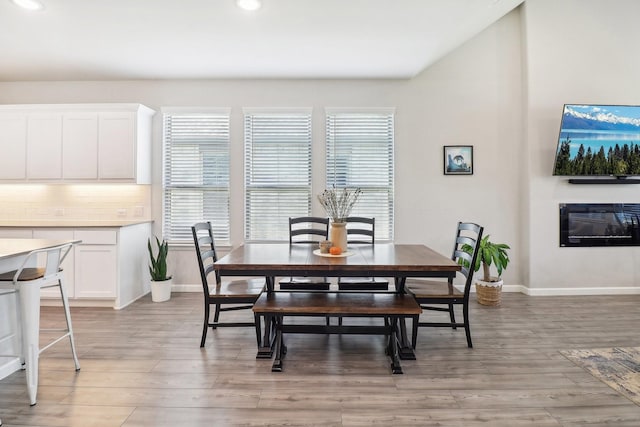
[252,291,421,374]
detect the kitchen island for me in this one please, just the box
[0,220,153,383]
[0,220,152,309]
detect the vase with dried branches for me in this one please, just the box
[317,187,362,251]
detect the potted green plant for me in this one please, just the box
[464,235,510,306]
[148,236,172,302]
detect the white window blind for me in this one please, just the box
[325,109,395,240]
[163,111,230,243]
[244,110,312,241]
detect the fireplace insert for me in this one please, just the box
[559,203,640,247]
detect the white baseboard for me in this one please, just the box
[172,284,201,292]
[471,283,640,296]
[41,294,150,310]
[0,357,21,381]
[40,299,114,308]
[173,282,640,296]
[523,286,640,296]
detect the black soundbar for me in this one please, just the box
[568,178,640,184]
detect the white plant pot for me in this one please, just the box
[150,278,172,302]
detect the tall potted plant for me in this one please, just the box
[464,235,510,306]
[148,236,172,302]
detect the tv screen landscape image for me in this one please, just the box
[553,104,640,176]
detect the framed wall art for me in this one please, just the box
[443,145,473,175]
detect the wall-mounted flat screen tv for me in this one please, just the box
[553,104,640,176]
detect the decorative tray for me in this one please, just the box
[312,249,353,258]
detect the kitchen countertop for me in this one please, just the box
[0,219,153,228]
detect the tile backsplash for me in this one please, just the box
[0,184,151,221]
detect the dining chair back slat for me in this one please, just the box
[338,217,389,291]
[289,216,330,244]
[280,217,331,290]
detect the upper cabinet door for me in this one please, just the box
[0,113,27,179]
[0,104,154,183]
[63,113,98,179]
[98,112,136,180]
[27,113,63,179]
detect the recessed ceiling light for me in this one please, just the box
[10,0,44,11]
[236,0,261,11]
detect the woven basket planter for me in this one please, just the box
[475,278,503,306]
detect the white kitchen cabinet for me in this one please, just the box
[0,113,27,180]
[0,104,154,183]
[27,113,63,180]
[73,229,117,299]
[63,113,98,179]
[74,245,117,299]
[98,112,136,180]
[96,107,153,183]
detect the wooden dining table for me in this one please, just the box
[214,242,461,359]
[215,242,460,290]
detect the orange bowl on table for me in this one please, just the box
[329,246,342,255]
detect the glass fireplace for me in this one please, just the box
[559,203,640,247]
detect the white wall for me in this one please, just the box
[18,2,640,295]
[0,9,524,291]
[523,0,640,294]
[395,9,523,285]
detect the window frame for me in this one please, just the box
[162,107,232,245]
[243,107,314,242]
[324,107,395,241]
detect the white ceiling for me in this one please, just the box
[0,0,523,81]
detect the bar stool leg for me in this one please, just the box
[19,283,40,406]
[13,290,25,367]
[58,278,80,371]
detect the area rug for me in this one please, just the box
[561,347,640,406]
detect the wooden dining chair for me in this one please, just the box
[279,216,331,290]
[405,222,483,348]
[192,222,266,347]
[337,217,389,291]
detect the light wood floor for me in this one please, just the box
[2,292,640,426]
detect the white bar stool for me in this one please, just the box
[0,243,80,406]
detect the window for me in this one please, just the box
[325,108,395,240]
[244,109,313,241]
[163,110,230,243]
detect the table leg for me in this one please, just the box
[394,276,407,293]
[256,277,277,358]
[257,314,275,358]
[272,316,284,372]
[398,317,416,360]
[19,283,40,406]
[266,276,275,292]
[394,276,416,360]
[388,317,403,374]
